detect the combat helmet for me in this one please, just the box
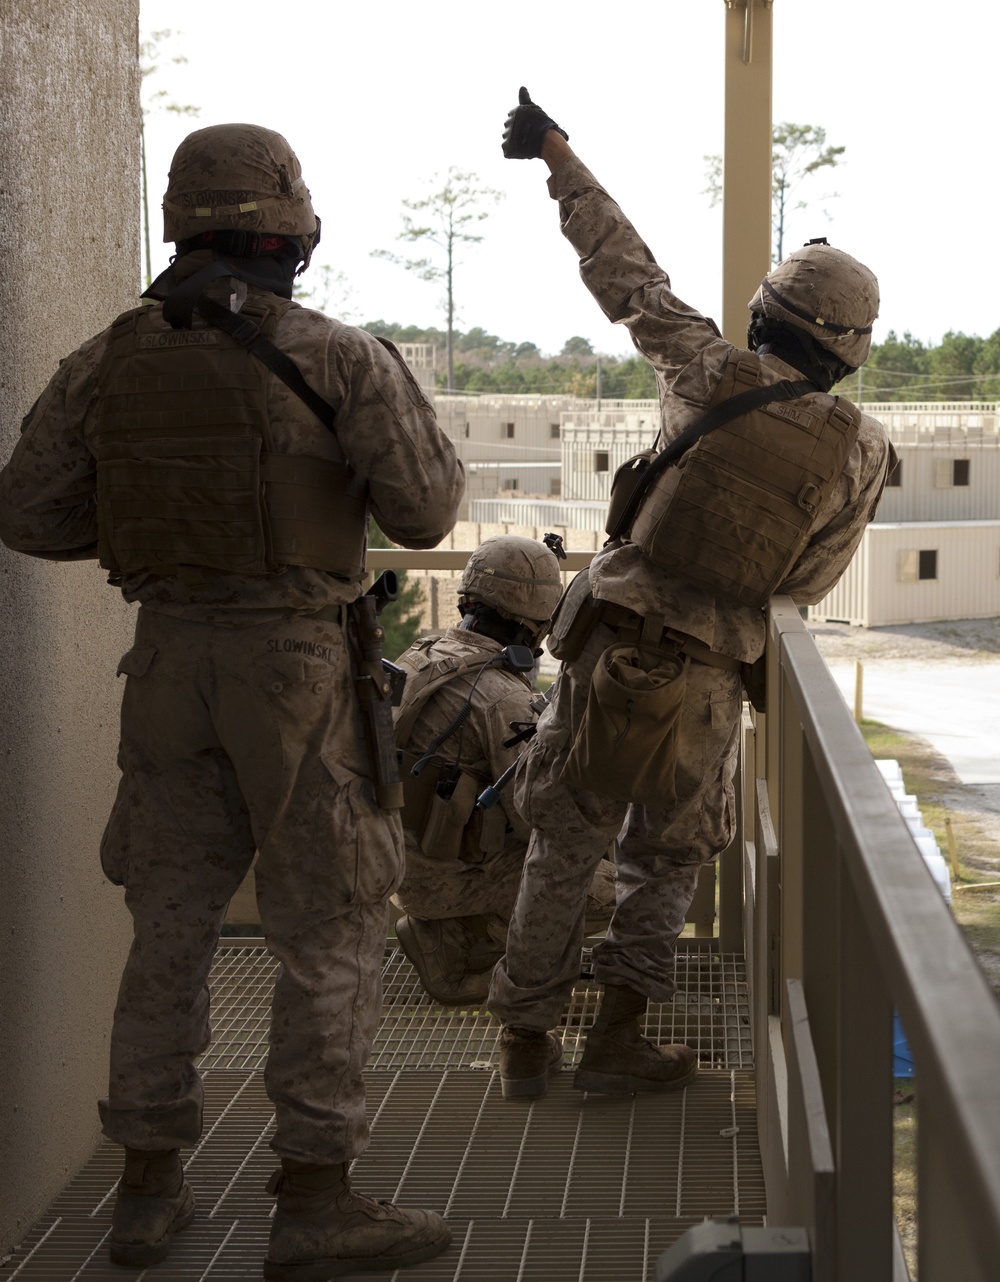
[749,240,879,368]
[459,536,563,641]
[162,123,320,268]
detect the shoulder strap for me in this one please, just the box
[393,653,495,749]
[607,376,815,542]
[194,293,337,433]
[160,263,338,434]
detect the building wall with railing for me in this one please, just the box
[431,394,589,468]
[0,3,140,1254]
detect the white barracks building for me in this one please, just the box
[460,398,1000,628]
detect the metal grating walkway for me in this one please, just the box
[2,944,763,1281]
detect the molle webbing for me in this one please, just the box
[630,355,860,608]
[95,298,366,578]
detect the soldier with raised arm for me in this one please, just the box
[488,90,895,1102]
[0,124,464,1280]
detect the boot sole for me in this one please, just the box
[395,919,489,1008]
[108,1195,196,1267]
[262,1232,451,1280]
[500,1045,564,1100]
[573,1062,699,1095]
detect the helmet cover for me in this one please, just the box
[749,241,879,367]
[162,123,318,252]
[458,536,563,627]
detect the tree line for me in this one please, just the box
[365,320,658,398]
[367,319,1000,404]
[843,329,1000,402]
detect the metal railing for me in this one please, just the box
[373,549,1000,1279]
[750,598,1000,1281]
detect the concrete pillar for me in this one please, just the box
[0,0,140,1253]
[722,0,773,346]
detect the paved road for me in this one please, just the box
[826,661,1000,785]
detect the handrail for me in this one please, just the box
[757,599,1000,1280]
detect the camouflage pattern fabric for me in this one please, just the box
[488,619,741,1029]
[0,266,464,1163]
[547,158,895,665]
[393,627,616,937]
[0,257,464,621]
[489,156,892,1034]
[98,607,400,1162]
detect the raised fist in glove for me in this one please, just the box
[502,86,569,159]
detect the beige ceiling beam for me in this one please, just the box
[722,1,774,346]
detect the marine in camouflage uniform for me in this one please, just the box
[391,536,617,1005]
[0,124,463,1278]
[488,91,896,1102]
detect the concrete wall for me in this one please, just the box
[0,1,140,1253]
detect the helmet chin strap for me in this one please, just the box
[747,315,856,393]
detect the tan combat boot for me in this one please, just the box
[574,984,699,1094]
[395,915,495,1005]
[109,1146,195,1266]
[498,1026,564,1100]
[263,1161,450,1280]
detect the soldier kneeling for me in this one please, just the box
[392,535,617,1005]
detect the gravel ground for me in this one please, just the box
[807,616,1000,665]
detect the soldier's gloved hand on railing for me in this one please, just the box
[502,86,569,159]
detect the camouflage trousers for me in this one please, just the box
[488,620,741,1031]
[393,836,618,942]
[98,606,403,1165]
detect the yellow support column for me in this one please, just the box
[722,1,774,346]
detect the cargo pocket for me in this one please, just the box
[102,646,158,887]
[563,643,689,806]
[100,764,131,887]
[318,753,404,904]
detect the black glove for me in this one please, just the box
[502,86,569,159]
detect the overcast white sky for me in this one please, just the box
[139,0,1000,361]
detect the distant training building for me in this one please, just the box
[458,394,1000,627]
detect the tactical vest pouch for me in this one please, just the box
[563,644,688,805]
[97,433,270,575]
[546,568,605,663]
[605,448,656,540]
[418,769,480,862]
[261,453,367,577]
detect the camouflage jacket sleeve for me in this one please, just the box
[547,157,730,386]
[0,332,105,559]
[283,310,465,549]
[779,412,896,605]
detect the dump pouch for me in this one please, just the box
[562,644,689,805]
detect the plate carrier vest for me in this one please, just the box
[623,353,861,608]
[94,294,368,579]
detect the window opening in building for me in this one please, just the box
[919,549,938,580]
[504,422,515,439]
[503,479,518,491]
[550,423,561,439]
[885,458,902,488]
[953,458,970,486]
[464,423,470,438]
[594,452,610,473]
[550,479,562,496]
